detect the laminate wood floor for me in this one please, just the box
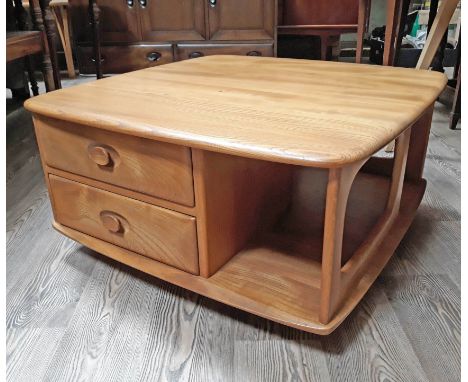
[6,77,460,382]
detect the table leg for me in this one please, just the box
[320,126,412,325]
[89,0,103,79]
[30,0,55,92]
[319,160,364,324]
[25,55,39,96]
[340,128,411,300]
[43,5,61,89]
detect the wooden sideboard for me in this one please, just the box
[278,0,370,62]
[70,0,276,73]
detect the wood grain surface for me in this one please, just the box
[48,174,199,274]
[34,116,195,207]
[8,78,459,381]
[25,56,447,167]
[6,31,43,62]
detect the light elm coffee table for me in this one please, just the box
[25,56,446,334]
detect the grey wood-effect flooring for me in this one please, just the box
[6,78,460,382]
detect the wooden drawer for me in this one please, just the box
[76,44,174,74]
[35,117,194,206]
[49,175,199,274]
[175,43,274,61]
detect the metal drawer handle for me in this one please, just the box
[209,0,216,7]
[127,0,134,7]
[100,211,125,234]
[147,52,161,62]
[139,0,147,7]
[88,145,112,167]
[189,51,204,59]
[247,51,261,56]
[91,56,105,63]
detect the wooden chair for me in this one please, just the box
[385,0,460,151]
[50,0,75,78]
[277,0,371,63]
[6,0,61,95]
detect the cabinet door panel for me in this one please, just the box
[140,0,206,41]
[70,0,141,43]
[208,0,275,41]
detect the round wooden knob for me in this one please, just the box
[88,146,111,166]
[101,213,123,233]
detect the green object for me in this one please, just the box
[410,13,419,37]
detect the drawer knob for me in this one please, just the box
[88,146,111,166]
[100,212,124,233]
[147,52,161,62]
[247,51,261,56]
[189,51,204,59]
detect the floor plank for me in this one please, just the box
[381,275,460,382]
[320,287,429,382]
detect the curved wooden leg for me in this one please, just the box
[319,160,365,324]
[341,128,411,290]
[320,128,412,325]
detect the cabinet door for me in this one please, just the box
[208,0,275,41]
[70,0,141,43]
[139,0,206,41]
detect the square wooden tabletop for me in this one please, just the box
[25,55,447,167]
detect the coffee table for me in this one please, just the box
[25,56,446,334]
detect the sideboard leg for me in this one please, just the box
[319,161,364,324]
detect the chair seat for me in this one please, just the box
[49,0,69,6]
[6,31,42,62]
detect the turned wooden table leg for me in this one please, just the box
[25,55,39,96]
[43,4,61,89]
[30,0,55,92]
[89,0,103,79]
[319,161,364,324]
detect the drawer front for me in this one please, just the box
[76,44,174,74]
[49,175,199,274]
[35,117,194,207]
[175,43,274,61]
